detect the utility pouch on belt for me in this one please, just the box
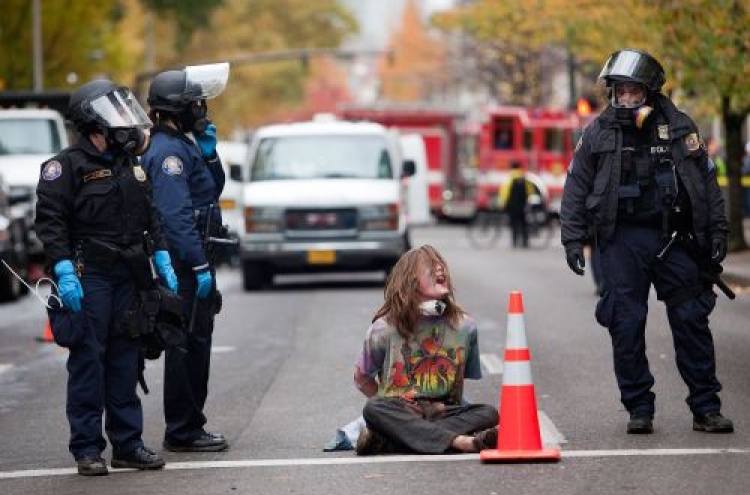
[120,243,153,290]
[46,294,87,348]
[119,286,185,360]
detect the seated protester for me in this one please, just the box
[353,245,498,455]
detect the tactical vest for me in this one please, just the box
[617,113,678,234]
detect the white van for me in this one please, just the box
[231,118,415,290]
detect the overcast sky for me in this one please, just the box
[341,0,456,49]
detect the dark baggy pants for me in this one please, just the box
[362,397,498,454]
[163,260,215,443]
[596,224,723,417]
[67,262,144,459]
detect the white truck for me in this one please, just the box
[0,108,70,268]
[231,117,415,291]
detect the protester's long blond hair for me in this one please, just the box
[372,245,465,339]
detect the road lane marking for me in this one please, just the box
[0,364,12,375]
[3,448,750,479]
[539,411,568,445]
[480,353,503,374]
[211,346,236,354]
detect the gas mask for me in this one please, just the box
[106,127,150,155]
[179,100,210,135]
[611,81,653,129]
[419,300,446,316]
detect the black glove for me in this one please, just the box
[565,242,585,276]
[711,237,727,264]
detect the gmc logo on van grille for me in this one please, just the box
[286,209,357,230]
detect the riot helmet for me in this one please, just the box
[68,79,152,154]
[599,49,664,127]
[598,48,665,91]
[147,62,229,134]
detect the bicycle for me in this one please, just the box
[466,204,506,249]
[466,194,559,250]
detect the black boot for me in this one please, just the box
[112,446,165,470]
[76,455,108,476]
[163,431,229,452]
[627,415,654,434]
[693,412,734,433]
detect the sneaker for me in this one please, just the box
[693,412,734,433]
[163,431,229,452]
[472,426,499,451]
[355,426,389,456]
[76,455,108,476]
[626,416,654,434]
[111,446,165,470]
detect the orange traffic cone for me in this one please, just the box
[36,320,54,343]
[480,291,560,462]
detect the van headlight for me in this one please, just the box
[360,203,399,231]
[244,206,283,233]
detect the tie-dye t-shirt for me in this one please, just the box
[356,314,482,404]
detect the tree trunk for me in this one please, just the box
[721,95,748,251]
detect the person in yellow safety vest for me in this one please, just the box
[498,162,536,248]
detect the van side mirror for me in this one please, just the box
[401,159,416,178]
[229,164,243,181]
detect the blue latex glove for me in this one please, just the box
[154,250,179,293]
[54,260,84,312]
[196,269,213,299]
[195,124,217,158]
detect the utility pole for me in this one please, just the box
[32,0,43,91]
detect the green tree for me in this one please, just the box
[165,0,358,130]
[140,0,225,53]
[655,0,749,251]
[0,0,131,90]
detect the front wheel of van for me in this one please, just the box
[242,261,272,291]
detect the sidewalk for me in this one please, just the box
[722,218,750,288]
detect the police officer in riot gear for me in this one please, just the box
[35,79,179,475]
[140,62,230,452]
[560,49,733,435]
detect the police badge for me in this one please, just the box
[133,165,147,182]
[658,125,669,141]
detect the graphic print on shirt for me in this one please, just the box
[387,324,464,401]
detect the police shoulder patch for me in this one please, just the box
[162,156,183,176]
[685,132,700,152]
[41,160,62,181]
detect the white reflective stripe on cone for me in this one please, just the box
[506,314,528,349]
[503,361,534,386]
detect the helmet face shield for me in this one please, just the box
[89,87,152,129]
[598,49,665,91]
[184,62,230,100]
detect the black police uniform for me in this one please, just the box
[561,92,729,420]
[35,136,168,461]
[140,125,225,447]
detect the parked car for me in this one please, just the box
[0,108,70,268]
[233,116,415,290]
[0,173,30,302]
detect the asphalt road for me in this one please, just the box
[1,224,749,495]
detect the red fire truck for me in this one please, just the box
[474,105,589,213]
[337,105,469,219]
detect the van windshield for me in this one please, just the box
[250,135,393,181]
[0,118,62,155]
